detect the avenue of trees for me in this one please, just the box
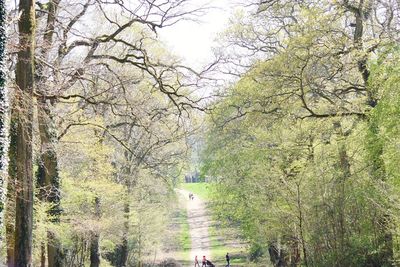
[3,0,400,267]
[202,0,400,266]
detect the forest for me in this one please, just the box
[1,0,400,267]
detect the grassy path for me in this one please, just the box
[180,183,249,267]
[178,188,212,266]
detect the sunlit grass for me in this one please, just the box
[180,182,214,200]
[209,223,248,266]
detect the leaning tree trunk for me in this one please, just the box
[13,0,35,266]
[0,0,7,233]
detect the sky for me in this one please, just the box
[159,0,235,70]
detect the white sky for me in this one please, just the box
[159,0,235,70]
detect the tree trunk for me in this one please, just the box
[120,194,130,267]
[0,0,7,232]
[90,197,101,267]
[347,2,393,264]
[37,98,63,267]
[295,182,308,267]
[118,153,134,267]
[35,1,64,265]
[6,114,16,267]
[332,121,351,266]
[5,148,15,267]
[40,242,46,267]
[13,0,35,266]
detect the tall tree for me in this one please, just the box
[12,0,36,265]
[35,0,64,265]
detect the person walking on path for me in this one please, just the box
[226,252,230,266]
[194,255,200,267]
[202,256,207,267]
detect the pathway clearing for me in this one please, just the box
[178,188,212,266]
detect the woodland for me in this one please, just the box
[1,0,400,267]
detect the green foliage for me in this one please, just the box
[201,6,400,265]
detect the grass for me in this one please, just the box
[177,207,191,261]
[180,182,214,200]
[209,223,248,266]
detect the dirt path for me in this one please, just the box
[178,189,212,266]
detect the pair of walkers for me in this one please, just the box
[194,255,207,267]
[194,253,230,267]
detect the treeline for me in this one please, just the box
[0,0,203,266]
[202,1,400,267]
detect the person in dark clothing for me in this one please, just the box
[202,256,207,267]
[206,259,215,267]
[226,252,230,266]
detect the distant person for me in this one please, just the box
[191,194,194,200]
[226,252,230,266]
[194,255,200,267]
[189,192,193,200]
[202,255,207,267]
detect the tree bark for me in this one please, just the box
[40,242,46,267]
[0,0,7,233]
[5,128,15,267]
[13,0,35,265]
[6,95,16,267]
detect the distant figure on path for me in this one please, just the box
[194,255,200,267]
[226,252,230,266]
[202,255,207,267]
[189,192,193,200]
